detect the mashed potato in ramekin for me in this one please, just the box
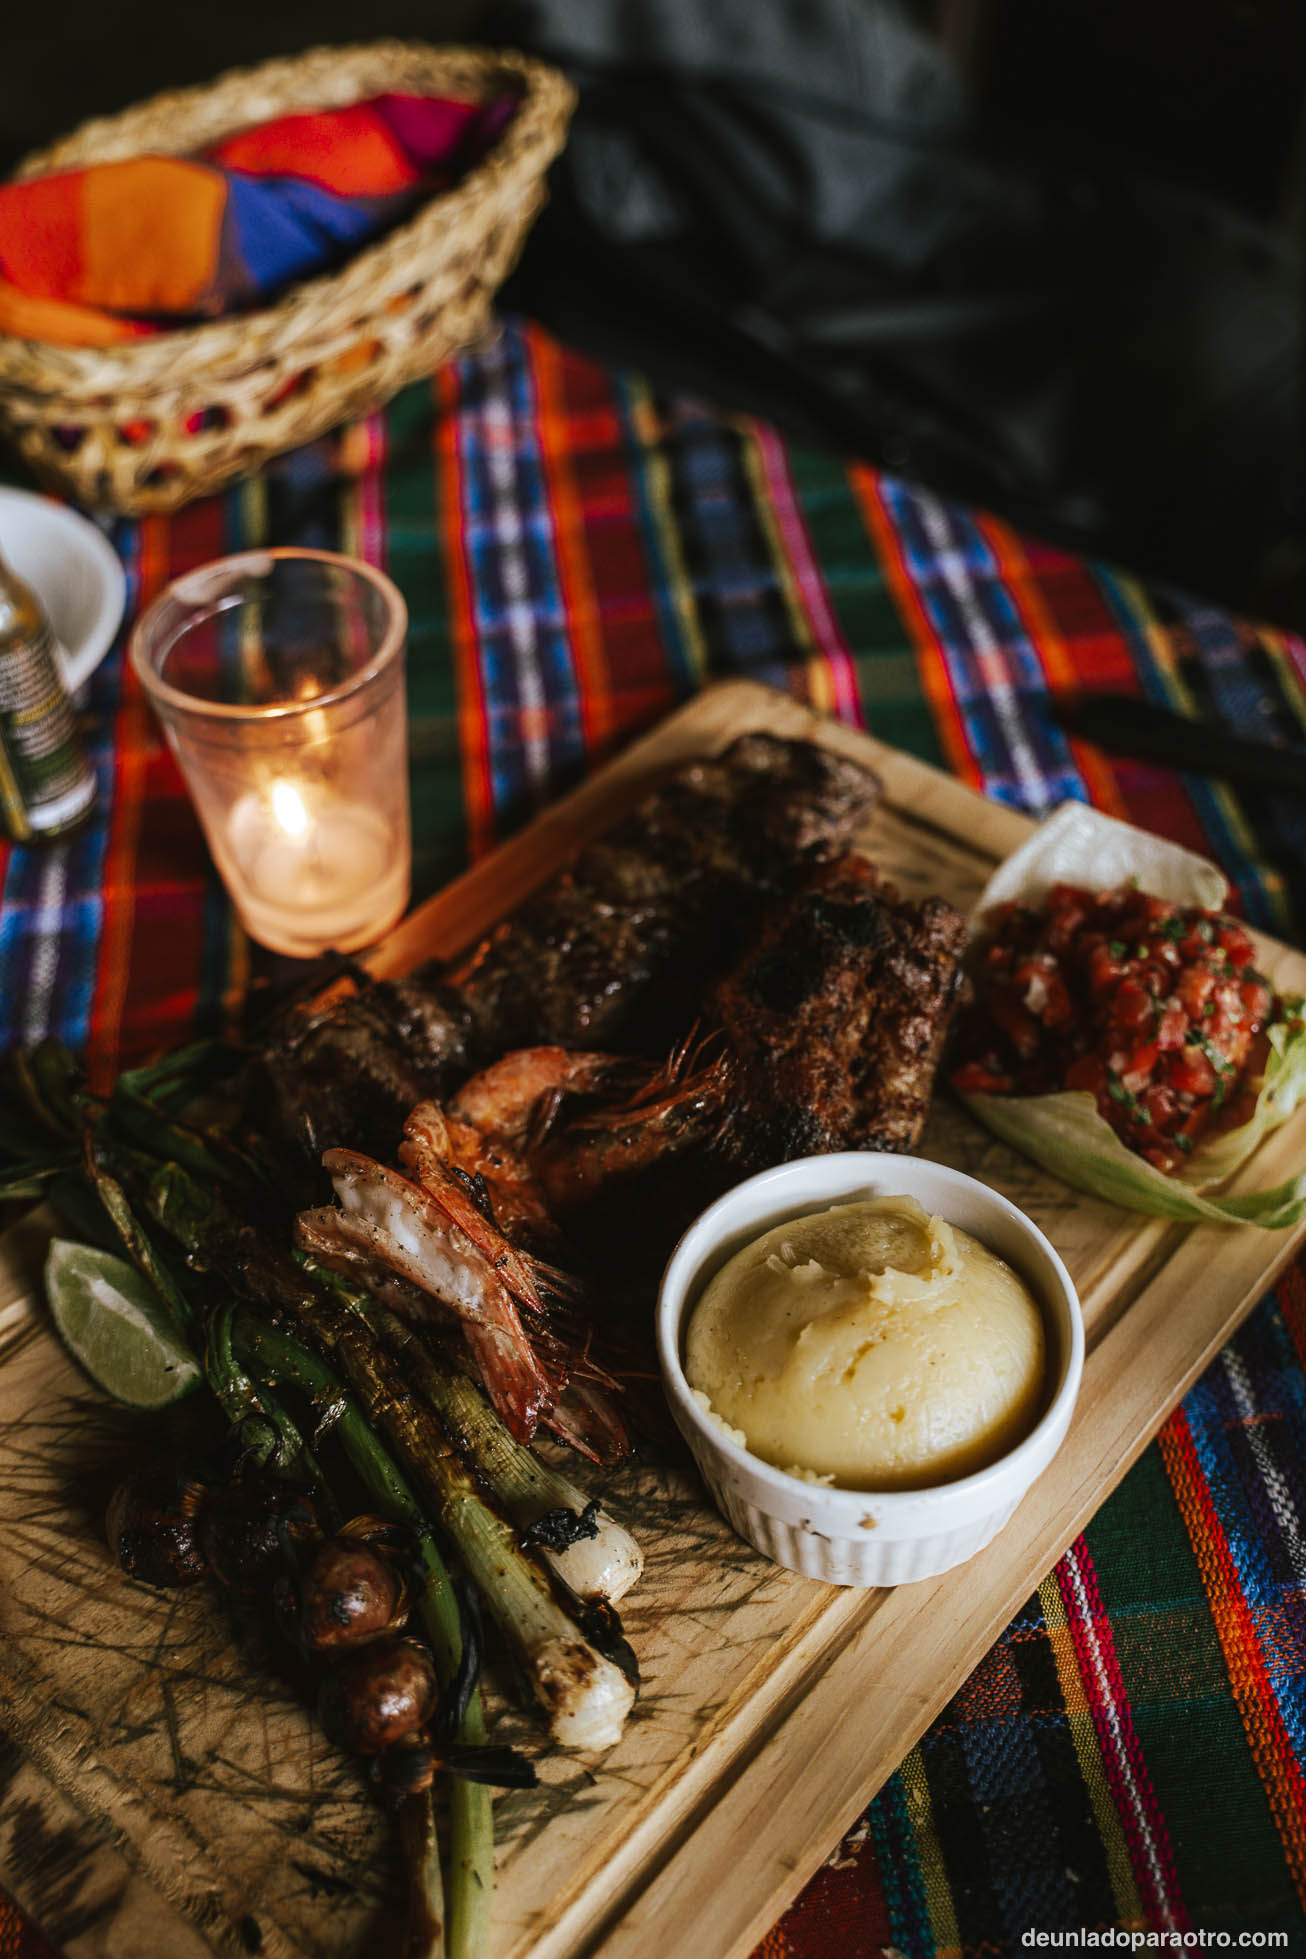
[684,1195,1045,1491]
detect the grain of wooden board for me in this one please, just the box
[1,679,1304,1959]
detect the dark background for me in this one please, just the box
[5,0,1305,624]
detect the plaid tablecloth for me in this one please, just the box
[2,317,1305,1957]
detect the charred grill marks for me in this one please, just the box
[710,855,969,1167]
[432,733,880,1054]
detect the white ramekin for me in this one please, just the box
[656,1153,1083,1587]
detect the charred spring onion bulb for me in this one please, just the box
[391,1340,644,1606]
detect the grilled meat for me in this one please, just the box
[257,975,475,1163]
[260,734,879,1158]
[430,732,879,1052]
[709,854,968,1167]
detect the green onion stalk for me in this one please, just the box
[125,1171,494,1959]
[286,1259,638,1752]
[232,1313,493,1959]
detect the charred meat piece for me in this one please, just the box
[259,974,475,1164]
[709,855,968,1167]
[260,734,879,1157]
[431,732,880,1053]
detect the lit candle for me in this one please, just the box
[130,550,412,963]
[222,777,408,957]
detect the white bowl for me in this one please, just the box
[0,485,126,691]
[656,1153,1083,1587]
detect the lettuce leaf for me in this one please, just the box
[962,804,1306,1227]
[961,1040,1306,1227]
[973,801,1229,918]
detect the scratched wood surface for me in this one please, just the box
[2,679,1305,1959]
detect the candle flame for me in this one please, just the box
[271,780,311,839]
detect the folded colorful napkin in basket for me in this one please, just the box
[0,91,517,347]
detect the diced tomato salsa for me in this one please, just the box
[950,882,1278,1173]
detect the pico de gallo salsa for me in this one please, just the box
[950,882,1279,1174]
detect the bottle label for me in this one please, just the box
[0,620,97,842]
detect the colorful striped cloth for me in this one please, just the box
[0,91,516,347]
[1,316,1305,1956]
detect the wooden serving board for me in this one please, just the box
[3,678,1306,1959]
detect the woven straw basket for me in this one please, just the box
[0,42,575,514]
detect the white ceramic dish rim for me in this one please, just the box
[656,1151,1085,1529]
[0,485,126,691]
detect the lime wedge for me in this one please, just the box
[45,1237,202,1409]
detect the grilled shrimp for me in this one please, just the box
[399,1100,563,1260]
[446,1040,729,1219]
[297,1046,727,1451]
[448,1048,643,1152]
[530,1042,731,1219]
[296,1150,560,1440]
[543,1378,634,1463]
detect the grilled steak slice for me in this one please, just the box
[260,734,879,1156]
[258,975,475,1163]
[431,732,880,1053]
[709,854,968,1167]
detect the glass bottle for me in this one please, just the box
[0,549,97,843]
